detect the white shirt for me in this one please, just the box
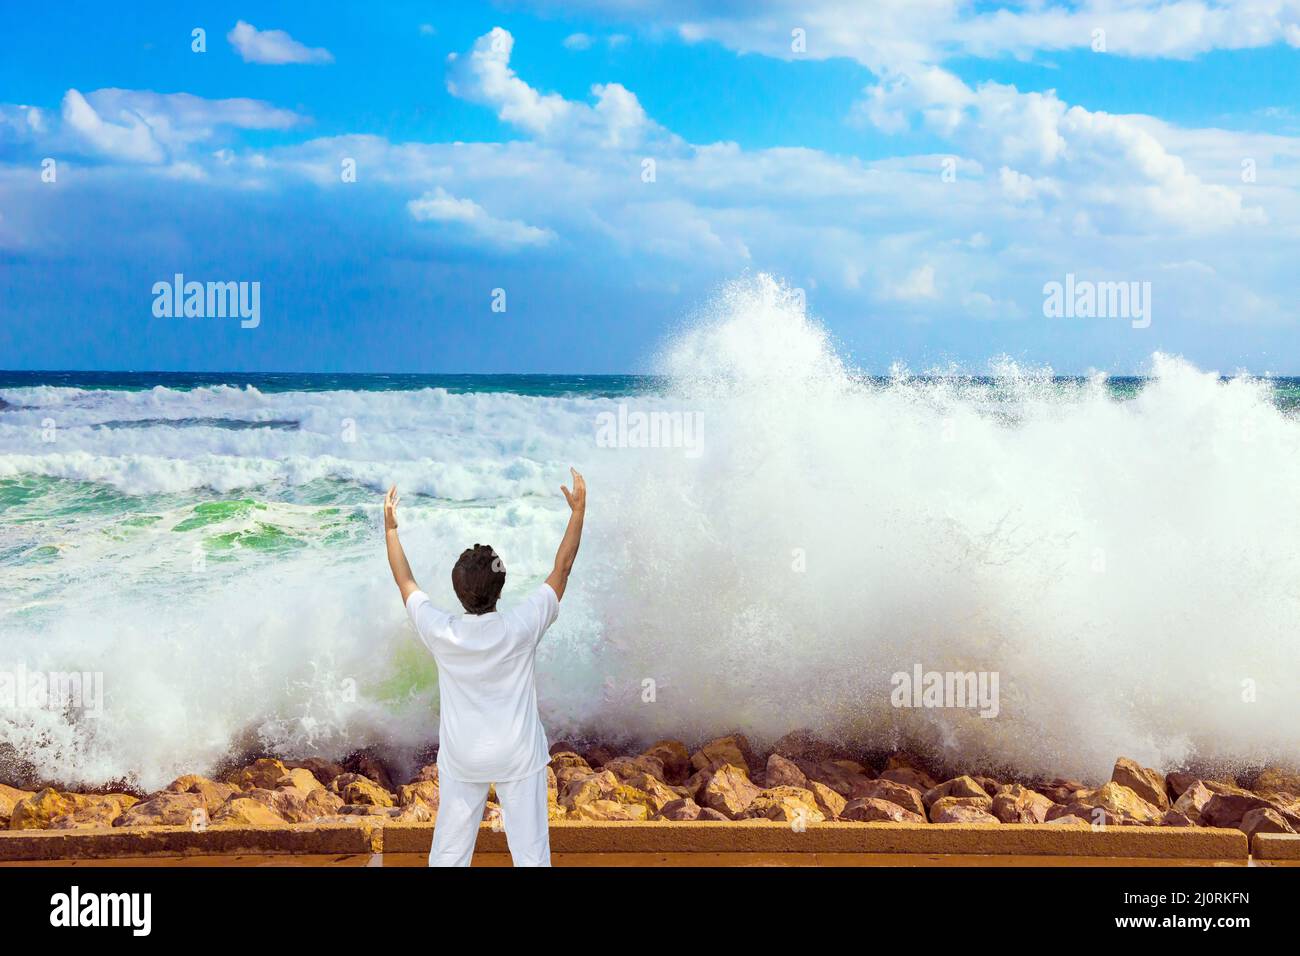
[405,583,559,783]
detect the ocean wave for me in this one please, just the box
[3,275,1299,790]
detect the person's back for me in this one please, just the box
[405,582,557,783]
[383,469,586,867]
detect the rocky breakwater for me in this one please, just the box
[3,738,1299,845]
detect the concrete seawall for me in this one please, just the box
[0,821,1266,863]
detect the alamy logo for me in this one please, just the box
[49,886,151,936]
[0,664,103,718]
[1042,273,1151,329]
[152,274,260,328]
[595,403,704,458]
[890,664,1000,718]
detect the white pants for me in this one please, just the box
[429,768,551,867]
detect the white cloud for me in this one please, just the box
[860,66,1263,231]
[563,33,594,50]
[540,1,1300,66]
[227,21,333,65]
[52,88,304,165]
[61,89,165,163]
[407,187,555,249]
[446,27,667,149]
[889,263,939,300]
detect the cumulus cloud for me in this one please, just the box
[407,187,555,249]
[53,88,304,165]
[859,66,1263,230]
[227,20,333,65]
[447,27,667,149]
[61,89,165,163]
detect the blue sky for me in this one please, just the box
[1,1,1299,374]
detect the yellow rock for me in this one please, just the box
[1111,757,1170,811]
[212,796,284,826]
[116,791,206,827]
[690,735,752,775]
[744,786,826,823]
[808,781,846,820]
[227,758,290,791]
[641,740,690,783]
[1079,781,1163,824]
[166,775,236,814]
[338,775,395,808]
[0,784,35,826]
[561,770,620,809]
[276,768,324,797]
[398,780,440,810]
[697,764,762,819]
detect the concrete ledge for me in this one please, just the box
[381,821,1248,860]
[0,823,380,861]
[1252,832,1300,860]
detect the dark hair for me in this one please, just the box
[452,544,505,614]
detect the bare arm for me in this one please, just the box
[546,467,586,601]
[383,485,421,605]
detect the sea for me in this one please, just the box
[3,277,1298,789]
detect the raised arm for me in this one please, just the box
[383,485,421,605]
[546,467,586,601]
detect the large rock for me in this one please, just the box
[550,752,595,790]
[115,791,206,827]
[603,755,667,784]
[622,773,680,814]
[275,768,324,797]
[1238,807,1296,838]
[840,797,925,824]
[930,797,999,824]
[333,773,396,808]
[1172,781,1213,824]
[808,781,847,821]
[165,775,236,814]
[1065,782,1163,825]
[1201,793,1300,830]
[9,789,135,830]
[696,764,762,819]
[342,750,396,792]
[641,740,691,784]
[764,754,808,790]
[991,784,1055,824]
[560,769,620,809]
[742,786,825,823]
[1160,810,1196,827]
[923,776,989,808]
[853,778,926,817]
[690,735,754,776]
[1111,758,1169,811]
[770,730,840,763]
[0,784,35,826]
[211,796,284,826]
[1165,771,1201,800]
[227,758,290,791]
[47,793,137,830]
[398,780,440,812]
[795,759,872,798]
[286,757,346,788]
